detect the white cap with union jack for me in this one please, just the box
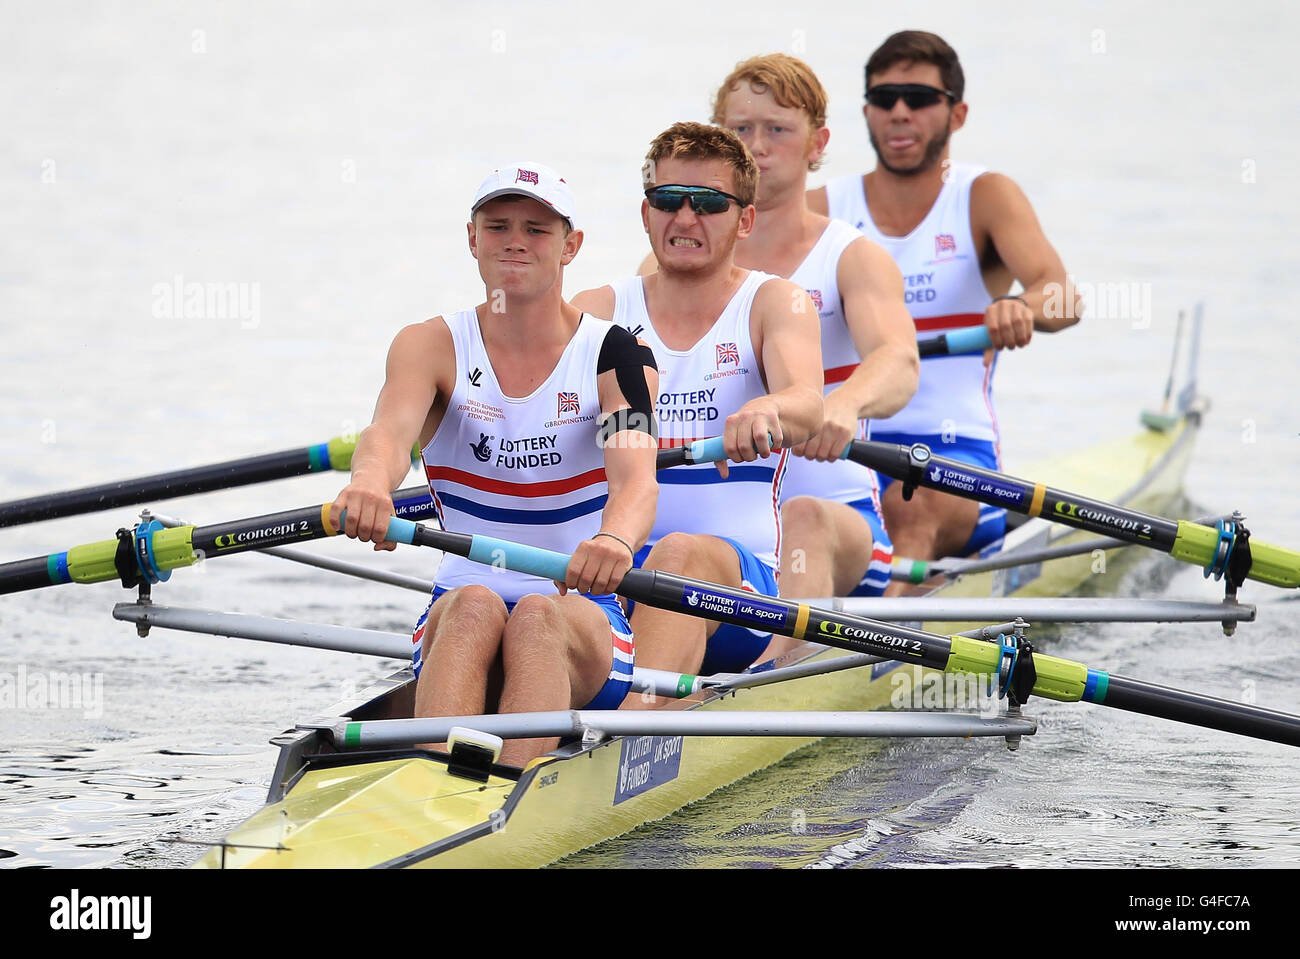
[471,162,577,230]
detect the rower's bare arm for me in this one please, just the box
[973,173,1081,338]
[836,238,919,421]
[731,279,824,460]
[564,342,660,595]
[636,252,658,276]
[332,320,450,548]
[571,285,616,321]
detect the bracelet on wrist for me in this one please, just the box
[992,294,1029,307]
[593,531,635,558]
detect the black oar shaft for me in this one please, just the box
[0,448,327,528]
[189,505,335,557]
[1102,675,1300,746]
[849,440,1183,551]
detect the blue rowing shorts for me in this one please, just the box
[412,586,633,710]
[872,431,1007,557]
[845,495,895,596]
[630,536,778,676]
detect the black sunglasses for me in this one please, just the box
[865,84,955,110]
[644,185,743,215]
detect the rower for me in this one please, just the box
[573,122,823,688]
[331,163,659,766]
[807,31,1082,587]
[708,54,918,659]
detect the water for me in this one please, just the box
[2,0,1298,870]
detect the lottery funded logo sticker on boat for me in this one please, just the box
[681,586,787,629]
[614,734,683,805]
[926,464,1025,508]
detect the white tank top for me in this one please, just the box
[421,308,613,603]
[825,162,998,443]
[610,271,788,570]
[781,219,883,505]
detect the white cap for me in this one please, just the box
[470,162,577,230]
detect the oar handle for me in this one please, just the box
[391,519,571,581]
[655,437,727,469]
[917,326,992,358]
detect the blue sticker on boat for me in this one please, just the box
[926,464,1026,508]
[679,586,788,629]
[614,735,683,805]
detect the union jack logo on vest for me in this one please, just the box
[557,391,581,415]
[516,169,540,185]
[807,289,824,311]
[716,342,740,368]
[935,233,957,257]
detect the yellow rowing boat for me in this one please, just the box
[193,393,1203,868]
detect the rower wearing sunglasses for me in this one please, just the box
[707,54,919,661]
[808,31,1081,584]
[573,122,823,691]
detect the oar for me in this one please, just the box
[0,434,417,528]
[842,439,1300,591]
[0,439,738,595]
[917,326,992,358]
[371,523,1299,747]
[1139,309,1186,431]
[10,503,1297,745]
[0,432,716,534]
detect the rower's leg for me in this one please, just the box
[413,585,509,721]
[496,593,615,766]
[880,483,979,597]
[768,497,879,660]
[622,533,739,696]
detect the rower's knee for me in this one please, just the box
[641,531,696,575]
[426,585,508,661]
[505,593,561,630]
[500,594,565,665]
[781,496,834,540]
[440,584,508,626]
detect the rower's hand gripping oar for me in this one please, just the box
[838,439,1300,595]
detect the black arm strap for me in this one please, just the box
[597,325,658,444]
